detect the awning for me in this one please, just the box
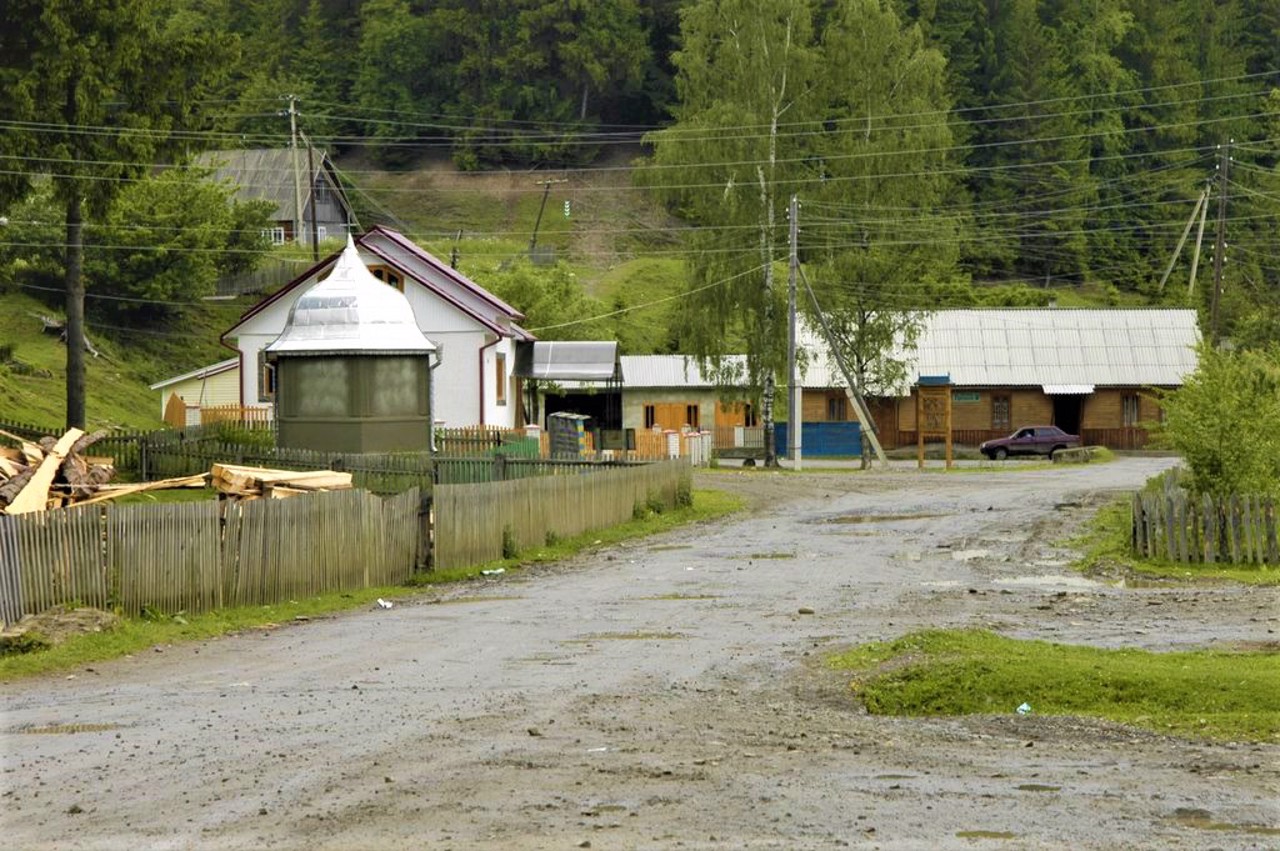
[1042,384,1095,395]
[516,341,620,381]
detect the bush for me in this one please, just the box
[501,525,519,559]
[1154,344,1280,498]
[675,473,694,508]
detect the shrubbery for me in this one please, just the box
[1155,344,1280,497]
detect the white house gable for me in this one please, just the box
[222,227,531,428]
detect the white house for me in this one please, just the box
[217,226,534,428]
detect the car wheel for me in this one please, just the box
[994,447,1008,461]
[1049,445,1064,461]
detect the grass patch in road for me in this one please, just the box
[1074,498,1280,587]
[0,585,420,682]
[411,487,745,586]
[828,628,1280,742]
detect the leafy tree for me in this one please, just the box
[87,168,274,319]
[1155,344,1280,498]
[0,0,226,428]
[804,0,960,400]
[644,0,823,466]
[482,261,614,341]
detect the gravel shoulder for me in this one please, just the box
[3,458,1278,850]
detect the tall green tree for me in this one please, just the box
[0,0,226,428]
[644,0,823,466]
[804,0,960,402]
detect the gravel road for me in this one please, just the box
[3,457,1278,850]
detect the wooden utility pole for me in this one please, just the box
[1210,141,1230,345]
[529,178,567,253]
[303,131,319,260]
[1188,184,1210,296]
[1157,188,1207,294]
[787,194,802,470]
[287,95,304,247]
[797,266,887,466]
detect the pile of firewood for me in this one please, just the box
[0,427,206,514]
[1,427,114,514]
[211,463,352,500]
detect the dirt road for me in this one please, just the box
[3,458,1278,850]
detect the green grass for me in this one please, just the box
[828,628,1280,742]
[0,289,259,430]
[0,585,421,681]
[0,487,744,680]
[1074,498,1280,586]
[412,487,744,585]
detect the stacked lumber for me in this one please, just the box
[211,463,353,500]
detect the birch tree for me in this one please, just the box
[643,0,822,466]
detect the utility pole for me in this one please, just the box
[787,194,802,470]
[287,95,304,247]
[529,178,567,253]
[1157,188,1206,294]
[302,131,319,261]
[798,266,888,466]
[1210,141,1230,346]
[1188,182,1210,297]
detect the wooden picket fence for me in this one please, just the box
[433,459,689,570]
[0,488,420,625]
[1131,490,1280,566]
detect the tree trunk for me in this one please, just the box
[64,190,86,430]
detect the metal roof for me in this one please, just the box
[520,341,620,381]
[266,238,437,356]
[620,355,746,387]
[801,309,1199,391]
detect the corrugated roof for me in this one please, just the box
[620,355,747,387]
[801,309,1199,390]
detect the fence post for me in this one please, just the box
[493,453,507,482]
[417,491,433,571]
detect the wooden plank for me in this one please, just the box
[3,428,84,514]
[76,474,208,505]
[1202,493,1217,563]
[1265,498,1279,566]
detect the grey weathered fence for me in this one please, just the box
[433,459,688,570]
[0,488,419,626]
[1131,490,1280,565]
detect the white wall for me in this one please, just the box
[480,335,518,428]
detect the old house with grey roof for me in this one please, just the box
[196,147,358,245]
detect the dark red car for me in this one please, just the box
[980,425,1080,460]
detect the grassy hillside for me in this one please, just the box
[0,289,257,431]
[337,147,682,292]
